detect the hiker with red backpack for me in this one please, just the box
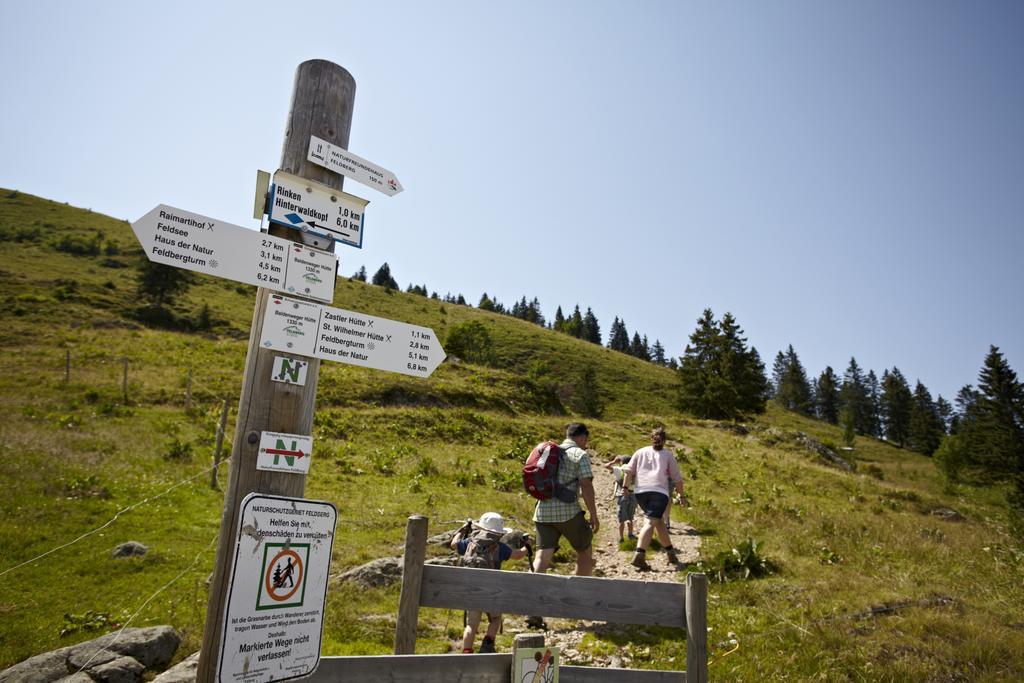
[450,512,530,653]
[528,423,600,578]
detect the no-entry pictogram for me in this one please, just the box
[257,543,308,610]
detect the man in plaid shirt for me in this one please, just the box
[531,423,600,577]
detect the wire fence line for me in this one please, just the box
[73,531,220,675]
[0,456,232,579]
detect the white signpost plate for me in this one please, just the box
[256,431,313,474]
[131,205,337,303]
[271,357,309,386]
[268,171,369,248]
[306,135,404,196]
[260,294,445,378]
[218,493,336,683]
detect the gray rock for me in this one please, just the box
[151,651,199,683]
[930,507,965,522]
[0,648,71,683]
[111,542,148,558]
[427,530,457,546]
[88,655,144,683]
[335,557,403,588]
[55,674,94,683]
[0,626,179,683]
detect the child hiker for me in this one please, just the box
[603,454,637,542]
[450,512,530,653]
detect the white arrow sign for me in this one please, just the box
[268,170,369,248]
[131,204,337,304]
[259,294,445,378]
[307,135,403,196]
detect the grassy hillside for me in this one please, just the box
[1,189,1022,680]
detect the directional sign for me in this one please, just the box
[268,171,369,248]
[307,135,403,196]
[257,431,313,474]
[130,205,337,304]
[259,294,445,378]
[219,493,336,683]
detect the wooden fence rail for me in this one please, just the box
[327,514,710,683]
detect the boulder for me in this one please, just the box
[87,655,145,683]
[111,542,148,558]
[335,557,402,588]
[151,651,199,683]
[0,626,178,683]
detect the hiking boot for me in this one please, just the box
[525,615,547,630]
[665,547,680,565]
[479,638,495,653]
[627,532,637,540]
[630,551,650,570]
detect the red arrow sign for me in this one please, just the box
[263,448,306,458]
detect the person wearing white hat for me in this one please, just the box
[450,512,530,653]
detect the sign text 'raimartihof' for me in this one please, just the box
[259,295,445,378]
[268,171,369,248]
[130,204,336,303]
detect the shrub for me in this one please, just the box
[164,438,194,461]
[697,538,776,582]
[443,320,495,366]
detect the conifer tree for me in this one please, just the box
[582,308,601,344]
[351,265,367,282]
[137,260,190,310]
[771,351,787,398]
[678,309,767,419]
[947,347,1024,504]
[630,332,647,360]
[607,317,629,351]
[865,370,883,437]
[881,368,913,447]
[553,306,566,333]
[774,345,813,415]
[815,367,840,424]
[908,380,944,455]
[840,358,873,434]
[528,297,545,326]
[478,292,495,311]
[652,339,667,366]
[456,294,467,305]
[371,262,398,290]
[936,395,954,434]
[565,305,583,338]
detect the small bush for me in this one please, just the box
[444,320,495,366]
[164,438,194,461]
[490,468,520,492]
[697,538,776,582]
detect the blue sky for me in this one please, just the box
[2,1,1021,402]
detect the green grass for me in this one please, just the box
[1,189,1022,680]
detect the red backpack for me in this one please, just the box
[523,441,577,502]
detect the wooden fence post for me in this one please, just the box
[185,367,192,411]
[195,60,356,682]
[210,398,229,490]
[394,515,428,655]
[121,358,128,404]
[64,349,70,383]
[686,572,708,683]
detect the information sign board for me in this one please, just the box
[306,135,403,196]
[218,494,336,683]
[259,295,445,378]
[131,204,336,303]
[268,171,369,248]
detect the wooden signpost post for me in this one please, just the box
[194,60,355,683]
[126,58,433,682]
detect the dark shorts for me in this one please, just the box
[617,493,637,523]
[635,491,669,519]
[535,511,593,551]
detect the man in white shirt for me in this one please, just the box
[622,427,687,570]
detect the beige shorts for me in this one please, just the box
[465,610,502,629]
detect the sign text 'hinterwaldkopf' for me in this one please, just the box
[268,171,369,248]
